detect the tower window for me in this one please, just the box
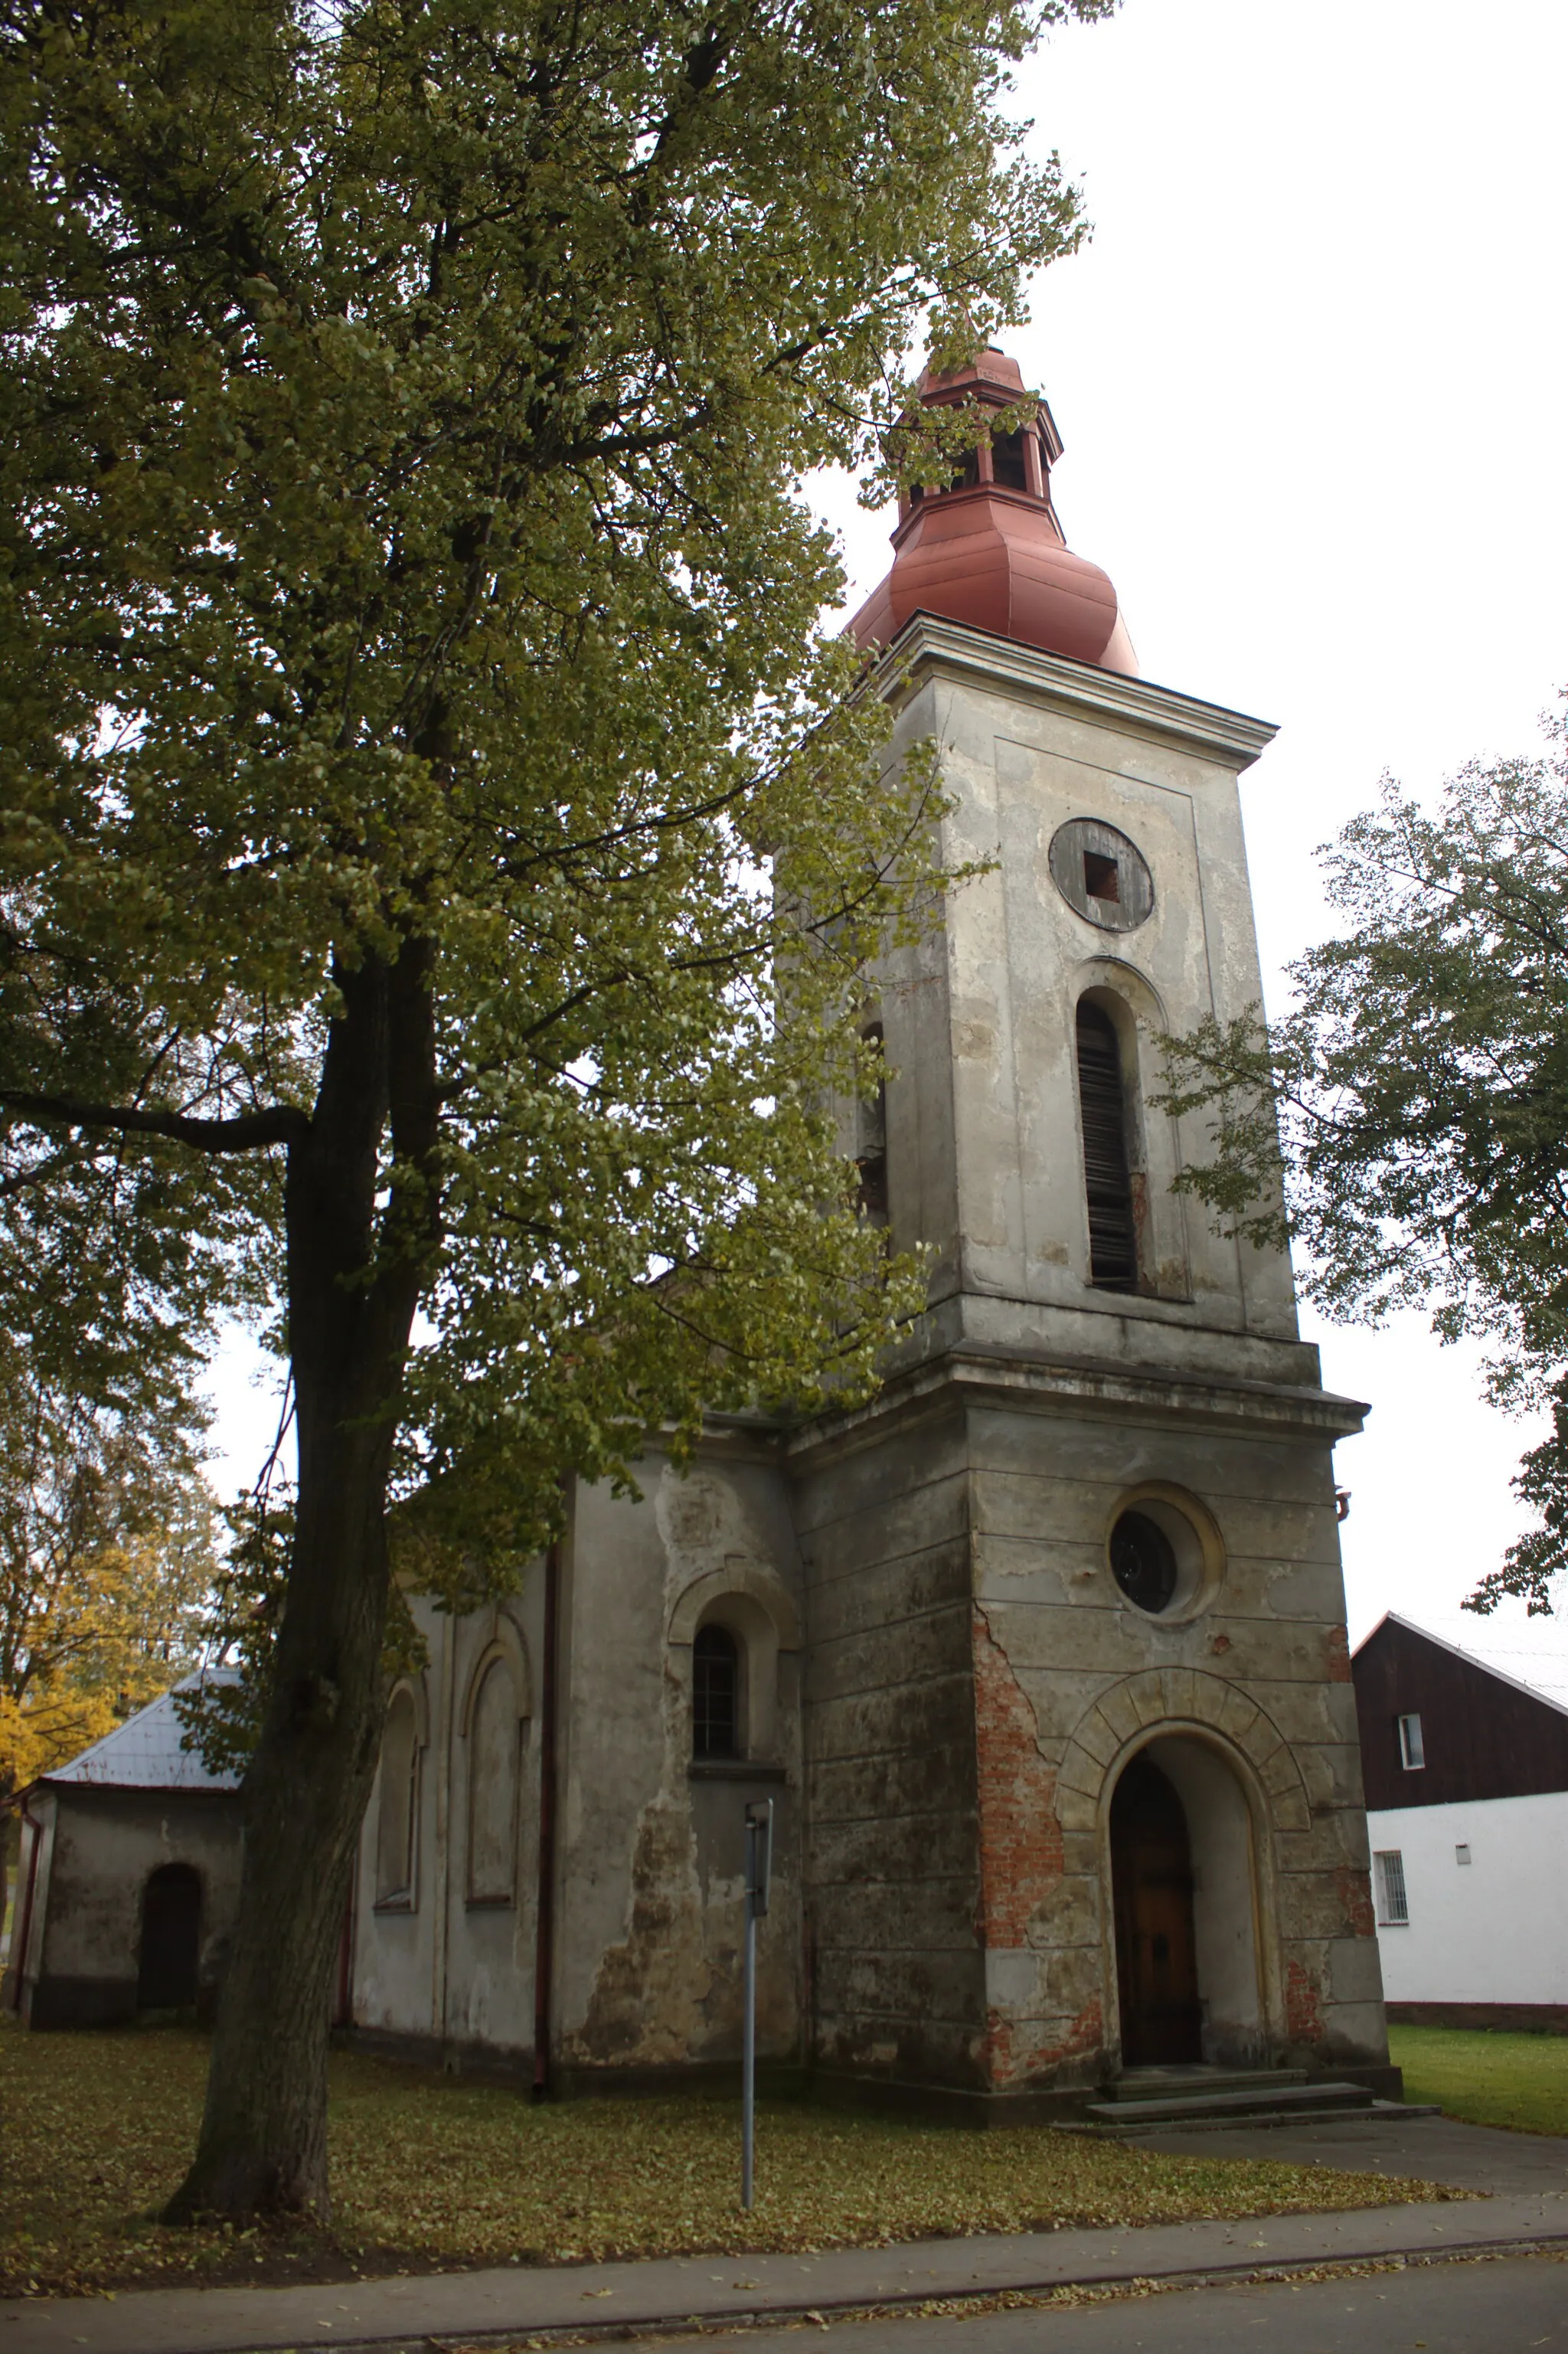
[693,1623,740,1761]
[1374,1849,1409,1925]
[990,427,1028,492]
[1076,1000,1138,1291]
[855,1023,888,1225]
[1397,1712,1426,1770]
[1083,849,1120,904]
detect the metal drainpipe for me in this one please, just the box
[8,1790,43,2013]
[531,1540,561,2100]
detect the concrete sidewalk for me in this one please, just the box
[5,2192,1568,2354]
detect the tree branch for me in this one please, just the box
[0,1090,309,1152]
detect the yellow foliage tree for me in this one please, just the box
[0,1367,218,1799]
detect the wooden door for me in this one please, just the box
[1110,1753,1202,2065]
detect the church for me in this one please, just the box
[345,348,1398,2117]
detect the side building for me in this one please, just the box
[4,1677,243,2029]
[346,347,1399,2117]
[1353,1613,1568,2031]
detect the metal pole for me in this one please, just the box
[741,1809,756,2209]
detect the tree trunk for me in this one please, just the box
[166,940,437,2223]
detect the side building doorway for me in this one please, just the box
[138,1862,203,2012]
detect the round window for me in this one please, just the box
[1106,1490,1223,1620]
[1048,819,1154,932]
[1109,1510,1178,1613]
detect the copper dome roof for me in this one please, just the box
[850,349,1137,675]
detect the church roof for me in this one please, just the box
[850,347,1138,674]
[40,1670,242,1793]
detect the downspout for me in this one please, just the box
[531,1539,561,2100]
[8,1789,43,2014]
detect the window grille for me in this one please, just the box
[1374,1849,1409,1925]
[1076,1002,1138,1290]
[693,1623,740,1761]
[1397,1712,1426,1770]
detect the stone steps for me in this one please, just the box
[1080,2069,1422,2132]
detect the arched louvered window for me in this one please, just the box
[855,1023,888,1224]
[693,1623,741,1760]
[1076,1000,1138,1292]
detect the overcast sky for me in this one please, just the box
[207,0,1568,1692]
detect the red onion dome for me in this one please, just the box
[850,348,1137,675]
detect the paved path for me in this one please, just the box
[573,2251,1568,2353]
[1126,2111,1568,2196]
[4,2116,1566,2354]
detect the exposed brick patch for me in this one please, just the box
[1325,1625,1352,1682]
[1286,1957,1325,2042]
[1337,1863,1376,1940]
[983,1995,1102,2088]
[972,1604,1063,1950]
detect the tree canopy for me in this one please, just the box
[2,0,1116,2219]
[1159,705,1568,1619]
[0,1360,217,1797]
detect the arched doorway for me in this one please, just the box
[1110,1752,1201,2064]
[1109,1734,1267,2070]
[138,1863,202,2010]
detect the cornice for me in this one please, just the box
[875,612,1279,773]
[783,1342,1367,1474]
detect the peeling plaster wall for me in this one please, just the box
[557,1447,803,2079]
[792,1408,986,2091]
[964,1401,1387,2088]
[351,1585,546,2071]
[352,1441,806,2082]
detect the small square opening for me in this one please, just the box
[1083,850,1120,903]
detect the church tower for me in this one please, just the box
[788,349,1394,2108]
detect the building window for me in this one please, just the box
[374,1685,420,1908]
[467,1655,522,1906]
[1374,1849,1409,1925]
[1455,1842,1472,1866]
[855,1023,888,1225]
[1397,1712,1426,1770]
[1109,1509,1178,1613]
[693,1623,740,1761]
[1076,1000,1138,1291]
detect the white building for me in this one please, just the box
[1354,1614,1568,2027]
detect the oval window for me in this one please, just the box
[1048,819,1154,933]
[1109,1509,1180,1613]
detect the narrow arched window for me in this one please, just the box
[467,1657,521,1905]
[693,1623,740,1761]
[375,1685,419,1907]
[856,1023,888,1224]
[1076,1000,1138,1291]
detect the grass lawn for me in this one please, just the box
[1390,2023,1568,2137]
[2,2021,1446,2300]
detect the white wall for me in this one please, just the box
[1368,1791,1568,2006]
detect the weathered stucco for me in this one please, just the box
[345,618,1391,2110]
